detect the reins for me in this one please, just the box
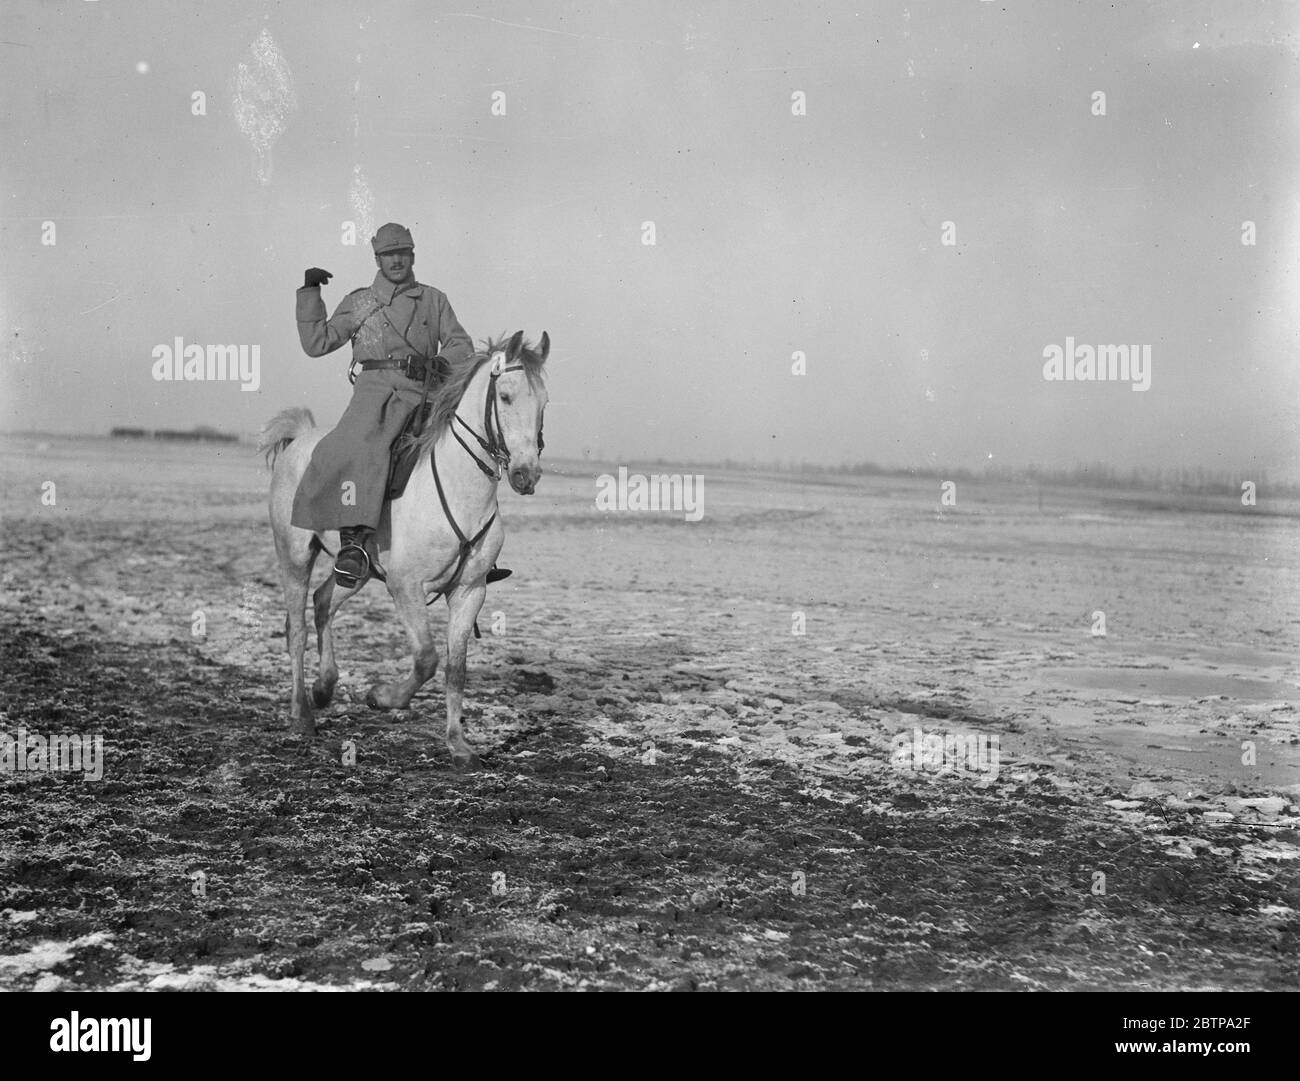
[422,359,531,607]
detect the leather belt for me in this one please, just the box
[358,356,427,379]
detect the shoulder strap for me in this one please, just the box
[378,305,432,362]
[347,288,384,343]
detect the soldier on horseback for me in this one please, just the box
[292,222,510,588]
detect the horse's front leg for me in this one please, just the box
[311,574,342,707]
[364,580,440,710]
[443,581,486,771]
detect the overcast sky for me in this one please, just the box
[2,0,1297,477]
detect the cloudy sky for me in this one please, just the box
[2,0,1297,477]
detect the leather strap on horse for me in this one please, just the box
[423,359,536,618]
[449,365,527,479]
[452,415,500,479]
[423,442,497,608]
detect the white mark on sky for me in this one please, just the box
[445,12,668,47]
[350,39,370,236]
[350,165,375,240]
[78,290,130,316]
[231,29,297,186]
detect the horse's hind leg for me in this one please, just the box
[364,583,440,712]
[312,572,366,707]
[276,533,319,736]
[312,576,339,707]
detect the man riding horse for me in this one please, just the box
[292,222,509,588]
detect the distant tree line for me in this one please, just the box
[635,456,1300,498]
[110,426,238,444]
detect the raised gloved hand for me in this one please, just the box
[303,268,333,289]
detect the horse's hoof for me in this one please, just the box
[312,681,335,708]
[451,751,481,772]
[364,688,384,710]
[290,697,315,736]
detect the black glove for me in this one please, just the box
[303,268,333,288]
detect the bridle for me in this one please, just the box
[423,352,544,609]
[449,355,542,480]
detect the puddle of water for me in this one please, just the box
[1085,726,1300,789]
[1176,645,1297,670]
[1044,667,1297,702]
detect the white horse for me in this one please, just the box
[258,331,549,768]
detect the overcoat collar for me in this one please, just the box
[370,271,422,305]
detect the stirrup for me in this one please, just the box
[334,544,372,589]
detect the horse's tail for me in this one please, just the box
[257,407,316,469]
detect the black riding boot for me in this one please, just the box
[335,527,386,588]
[486,564,512,584]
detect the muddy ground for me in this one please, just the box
[1,434,1297,990]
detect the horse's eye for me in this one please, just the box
[500,394,512,405]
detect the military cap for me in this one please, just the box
[372,222,415,254]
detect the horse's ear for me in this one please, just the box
[506,330,525,361]
[539,331,550,363]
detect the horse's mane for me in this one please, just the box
[405,335,547,457]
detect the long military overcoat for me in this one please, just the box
[290,272,473,532]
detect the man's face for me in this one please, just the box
[376,248,414,284]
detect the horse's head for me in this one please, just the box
[489,330,549,495]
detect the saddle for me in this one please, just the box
[385,402,430,502]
